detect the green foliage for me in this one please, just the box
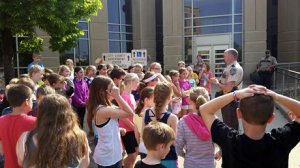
[0,0,102,53]
[19,36,43,54]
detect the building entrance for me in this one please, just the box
[193,34,231,77]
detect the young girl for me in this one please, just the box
[179,67,192,117]
[84,65,97,88]
[87,76,134,168]
[143,83,178,168]
[72,67,89,129]
[199,62,213,98]
[97,64,108,76]
[58,65,74,98]
[119,73,140,168]
[176,87,219,168]
[168,70,182,116]
[16,94,90,168]
[134,87,154,159]
[187,66,197,88]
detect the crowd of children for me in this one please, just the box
[0,58,299,168]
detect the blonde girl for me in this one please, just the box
[176,87,219,168]
[179,68,192,117]
[87,76,134,168]
[142,83,178,168]
[84,65,97,88]
[119,73,140,168]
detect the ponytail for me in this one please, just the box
[135,87,154,115]
[195,95,207,115]
[153,83,172,121]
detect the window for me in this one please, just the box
[108,0,133,53]
[60,21,90,66]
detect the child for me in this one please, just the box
[0,84,36,168]
[143,83,178,168]
[16,94,90,168]
[179,68,192,117]
[72,67,89,129]
[168,70,182,116]
[84,65,97,88]
[30,85,56,116]
[198,62,213,98]
[186,66,197,88]
[176,87,218,168]
[109,68,127,87]
[47,73,67,95]
[119,73,140,168]
[87,76,134,167]
[58,65,74,98]
[135,121,175,168]
[135,87,155,159]
[28,65,44,90]
[200,85,300,167]
[97,64,108,76]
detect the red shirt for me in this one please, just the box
[0,114,36,168]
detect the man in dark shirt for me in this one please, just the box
[199,85,300,168]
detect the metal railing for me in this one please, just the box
[273,62,300,100]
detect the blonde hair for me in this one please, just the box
[154,83,173,120]
[58,65,70,76]
[28,65,43,77]
[120,73,139,93]
[85,65,96,76]
[189,87,209,115]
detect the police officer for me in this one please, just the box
[257,50,277,89]
[211,48,243,130]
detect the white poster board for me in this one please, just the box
[131,49,147,66]
[102,53,131,69]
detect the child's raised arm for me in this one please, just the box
[267,89,300,122]
[200,87,255,131]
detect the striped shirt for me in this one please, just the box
[176,118,215,168]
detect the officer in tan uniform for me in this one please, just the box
[211,48,243,130]
[257,50,277,89]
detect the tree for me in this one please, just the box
[0,0,102,84]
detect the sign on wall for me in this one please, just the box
[102,53,132,69]
[131,49,147,66]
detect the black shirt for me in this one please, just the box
[134,160,166,168]
[211,119,300,168]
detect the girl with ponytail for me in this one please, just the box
[175,87,221,168]
[142,83,178,168]
[134,87,154,159]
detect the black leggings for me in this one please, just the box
[73,106,86,129]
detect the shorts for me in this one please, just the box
[97,160,122,168]
[121,131,138,154]
[181,105,192,110]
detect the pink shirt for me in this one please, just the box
[119,92,135,131]
[179,80,191,106]
[0,114,36,168]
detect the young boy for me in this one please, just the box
[200,85,300,168]
[0,84,36,168]
[134,121,175,168]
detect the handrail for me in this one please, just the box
[273,63,300,101]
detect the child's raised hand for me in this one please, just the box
[235,87,255,99]
[107,85,120,99]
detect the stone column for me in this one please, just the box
[243,0,267,81]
